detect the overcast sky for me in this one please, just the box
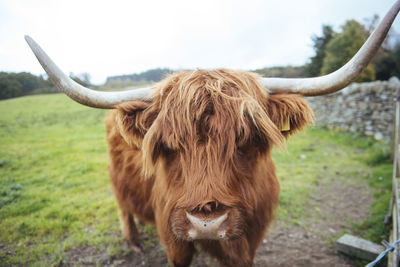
[1,0,400,84]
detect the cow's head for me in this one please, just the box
[115,69,313,240]
[24,0,400,241]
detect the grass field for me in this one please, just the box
[0,93,393,266]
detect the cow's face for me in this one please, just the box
[116,69,313,241]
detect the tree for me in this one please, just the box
[374,42,400,80]
[16,72,42,94]
[0,72,55,100]
[0,74,22,99]
[363,14,400,80]
[321,20,375,82]
[305,25,335,77]
[253,66,306,78]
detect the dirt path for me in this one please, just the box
[253,176,373,267]
[63,174,373,267]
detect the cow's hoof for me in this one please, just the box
[131,242,144,253]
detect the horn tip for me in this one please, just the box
[24,35,31,42]
[24,35,36,48]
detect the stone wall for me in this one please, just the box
[306,77,400,142]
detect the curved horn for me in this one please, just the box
[25,35,152,109]
[260,0,400,96]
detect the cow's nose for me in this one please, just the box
[185,212,228,240]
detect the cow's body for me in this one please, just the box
[105,69,313,266]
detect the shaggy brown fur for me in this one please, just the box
[105,69,313,267]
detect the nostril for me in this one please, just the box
[191,201,226,214]
[202,201,218,213]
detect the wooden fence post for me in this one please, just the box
[389,98,400,267]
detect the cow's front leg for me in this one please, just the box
[166,239,195,267]
[119,210,143,252]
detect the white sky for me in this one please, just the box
[1,0,400,84]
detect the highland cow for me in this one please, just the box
[105,69,312,266]
[25,1,400,266]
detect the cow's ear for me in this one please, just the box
[266,94,314,137]
[116,101,157,147]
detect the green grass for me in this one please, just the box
[0,94,118,266]
[0,94,393,265]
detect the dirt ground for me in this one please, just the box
[62,173,375,267]
[252,176,372,267]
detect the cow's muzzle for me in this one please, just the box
[170,205,245,241]
[185,212,228,240]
